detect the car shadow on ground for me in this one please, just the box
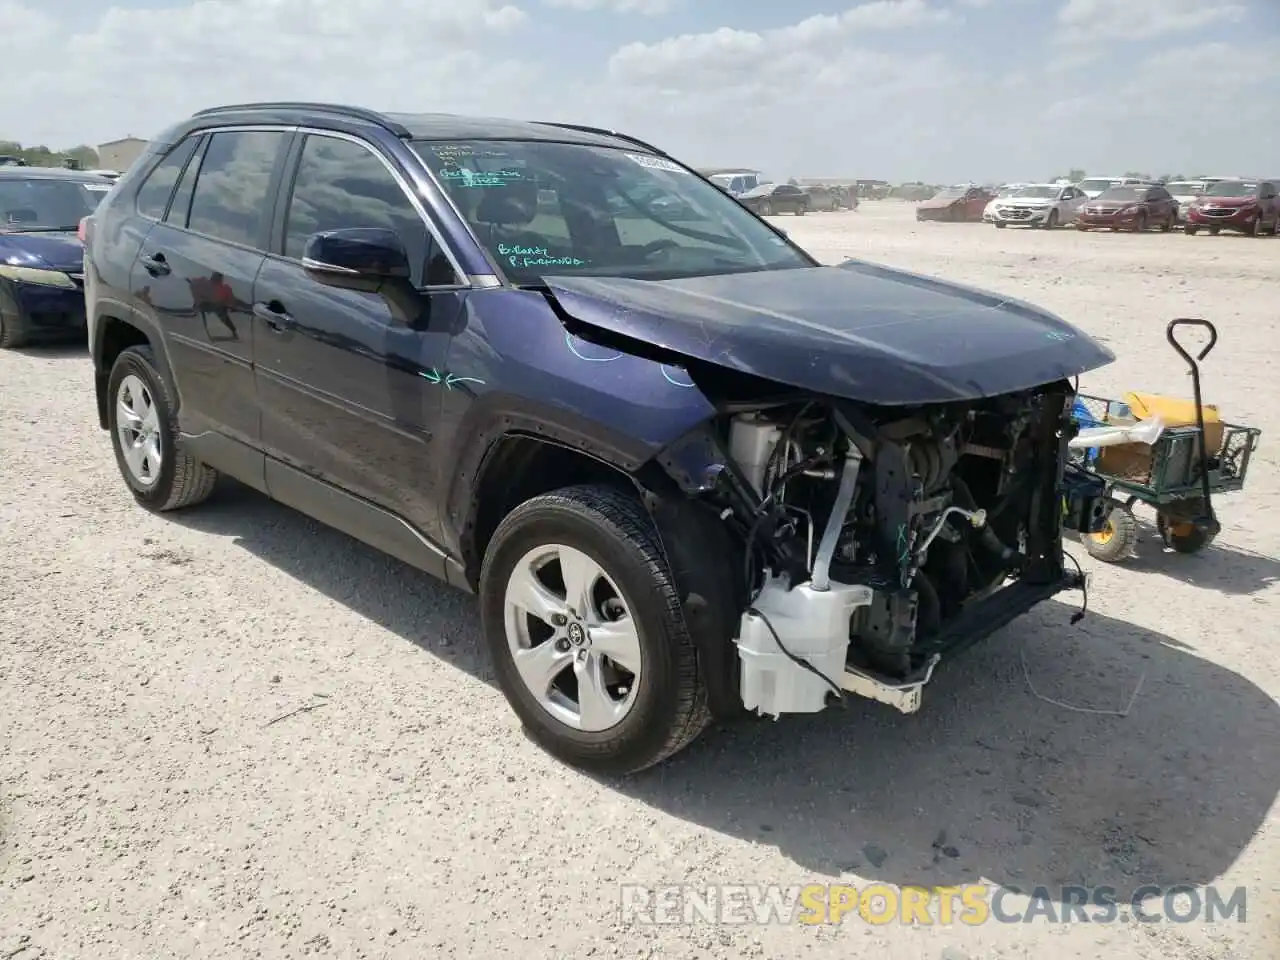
[172,480,1280,903]
[9,341,86,359]
[1066,524,1280,595]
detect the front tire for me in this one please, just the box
[1084,505,1139,562]
[479,485,711,775]
[1045,210,1059,229]
[0,308,30,349]
[107,345,218,512]
[758,200,772,217]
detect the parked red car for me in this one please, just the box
[915,185,994,222]
[1075,184,1178,232]
[1184,179,1280,236]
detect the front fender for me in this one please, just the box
[436,289,718,556]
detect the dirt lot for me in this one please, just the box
[2,201,1277,960]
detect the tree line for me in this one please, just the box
[0,141,101,168]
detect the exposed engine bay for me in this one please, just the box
[672,380,1107,719]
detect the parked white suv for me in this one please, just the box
[987,183,1087,229]
[1164,179,1208,223]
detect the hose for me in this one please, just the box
[811,450,862,591]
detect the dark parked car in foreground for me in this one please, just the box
[0,166,114,347]
[1184,179,1279,236]
[915,185,995,222]
[82,102,1112,774]
[736,182,809,216]
[1075,184,1178,232]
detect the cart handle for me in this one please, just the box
[1165,317,1218,524]
[1166,318,1217,364]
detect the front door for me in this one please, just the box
[252,131,465,545]
[130,129,290,447]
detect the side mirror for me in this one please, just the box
[302,228,411,289]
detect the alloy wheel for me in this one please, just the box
[502,543,642,732]
[115,374,163,487]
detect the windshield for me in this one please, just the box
[1097,187,1141,202]
[933,187,964,199]
[1012,185,1056,199]
[0,176,111,231]
[1080,179,1117,193]
[413,140,811,283]
[1204,180,1259,197]
[1165,182,1203,195]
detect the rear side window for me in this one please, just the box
[186,130,286,248]
[135,137,200,220]
[282,134,457,285]
[165,136,207,227]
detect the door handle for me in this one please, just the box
[253,301,294,333]
[142,252,170,277]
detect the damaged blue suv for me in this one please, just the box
[83,102,1113,774]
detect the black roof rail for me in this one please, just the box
[190,102,410,137]
[533,121,670,158]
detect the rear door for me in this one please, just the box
[252,130,467,546]
[132,127,291,449]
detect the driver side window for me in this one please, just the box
[282,134,458,286]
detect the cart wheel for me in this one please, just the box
[1085,505,1139,562]
[1156,513,1218,554]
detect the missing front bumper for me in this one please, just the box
[845,569,1087,715]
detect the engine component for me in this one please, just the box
[913,505,987,567]
[727,415,781,497]
[737,575,873,717]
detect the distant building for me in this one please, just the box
[97,137,149,172]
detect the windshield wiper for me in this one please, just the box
[4,226,78,233]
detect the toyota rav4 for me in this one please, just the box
[83,103,1113,774]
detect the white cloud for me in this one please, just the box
[608,0,951,86]
[0,0,1275,183]
[543,0,675,13]
[0,0,531,147]
[1055,0,1249,43]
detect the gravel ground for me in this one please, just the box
[2,201,1277,960]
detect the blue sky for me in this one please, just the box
[4,0,1278,182]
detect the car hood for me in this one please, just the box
[543,262,1114,406]
[0,231,83,271]
[1084,199,1137,210]
[1000,196,1054,206]
[917,197,960,210]
[1198,196,1256,207]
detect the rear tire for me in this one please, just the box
[107,345,219,512]
[479,484,711,775]
[1184,226,1199,235]
[758,200,772,217]
[1156,512,1217,554]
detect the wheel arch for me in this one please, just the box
[92,305,177,431]
[461,428,748,720]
